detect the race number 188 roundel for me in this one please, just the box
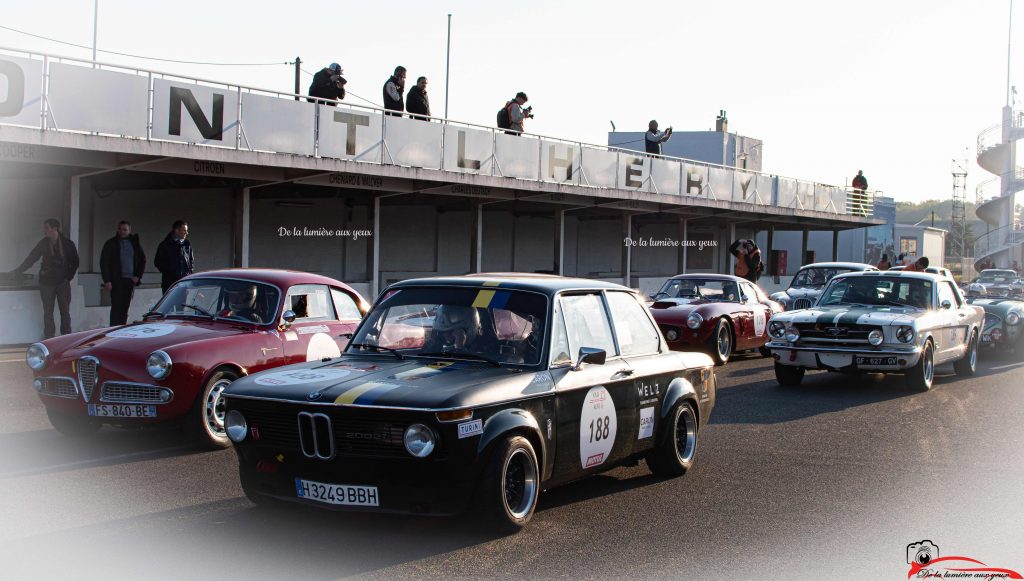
[579,386,617,469]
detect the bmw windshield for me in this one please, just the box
[790,267,854,289]
[348,287,547,365]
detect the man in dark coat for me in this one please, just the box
[406,76,431,119]
[307,62,346,105]
[382,66,407,116]
[728,238,763,284]
[100,220,146,326]
[154,220,194,294]
[11,218,80,338]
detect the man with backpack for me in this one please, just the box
[497,92,531,135]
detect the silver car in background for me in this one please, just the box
[766,271,983,391]
[770,262,878,311]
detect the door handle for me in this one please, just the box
[611,369,634,379]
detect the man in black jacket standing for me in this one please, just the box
[11,218,80,338]
[383,66,407,116]
[406,76,431,119]
[307,62,346,105]
[154,220,194,294]
[100,221,146,326]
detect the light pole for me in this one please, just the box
[444,13,452,119]
[92,0,98,65]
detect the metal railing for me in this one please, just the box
[0,45,875,217]
[975,168,1024,205]
[977,110,1024,154]
[974,224,1024,258]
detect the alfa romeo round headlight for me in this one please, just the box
[868,329,884,346]
[665,327,679,341]
[146,350,172,379]
[404,423,436,458]
[686,313,703,330]
[1007,312,1021,326]
[26,343,49,371]
[784,326,800,343]
[896,326,915,343]
[769,321,787,339]
[225,410,247,443]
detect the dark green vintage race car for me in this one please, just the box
[222,274,717,532]
[968,297,1024,354]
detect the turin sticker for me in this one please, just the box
[457,419,483,439]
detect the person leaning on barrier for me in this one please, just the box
[383,66,407,116]
[728,239,763,284]
[406,76,431,119]
[100,220,146,327]
[851,169,868,216]
[307,62,346,105]
[154,220,194,294]
[10,218,80,339]
[904,256,929,273]
[876,253,891,271]
[645,120,673,155]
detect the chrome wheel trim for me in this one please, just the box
[205,378,232,436]
[673,405,697,464]
[923,346,934,387]
[717,325,731,360]
[969,333,978,370]
[502,447,538,519]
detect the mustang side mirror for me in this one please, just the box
[941,300,952,310]
[281,310,297,328]
[572,347,606,371]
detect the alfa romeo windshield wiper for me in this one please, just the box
[415,351,503,367]
[142,310,165,319]
[347,342,404,360]
[182,303,215,319]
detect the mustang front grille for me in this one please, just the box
[793,323,882,345]
[77,357,99,402]
[41,377,78,399]
[100,382,165,404]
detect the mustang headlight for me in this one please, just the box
[664,327,680,341]
[26,343,49,371]
[784,326,800,343]
[867,329,884,346]
[686,313,703,330]
[146,350,172,379]
[403,423,436,458]
[1007,312,1021,326]
[225,410,247,443]
[896,326,915,343]
[768,321,787,339]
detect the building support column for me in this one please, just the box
[832,229,839,262]
[680,218,688,274]
[801,229,809,265]
[241,186,251,267]
[554,209,565,276]
[622,214,632,287]
[728,222,736,274]
[766,226,775,276]
[69,176,81,275]
[370,196,380,299]
[469,201,483,273]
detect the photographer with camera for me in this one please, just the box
[307,62,346,105]
[497,92,533,135]
[645,120,673,155]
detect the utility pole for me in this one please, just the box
[294,56,302,101]
[445,14,452,119]
[92,0,98,67]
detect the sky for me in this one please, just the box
[1,0,1020,204]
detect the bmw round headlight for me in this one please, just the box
[26,343,49,371]
[768,321,787,339]
[784,326,800,343]
[403,423,436,458]
[896,326,915,343]
[1007,312,1021,326]
[225,410,247,443]
[665,327,679,341]
[686,313,703,330]
[146,350,172,379]
[868,329,884,346]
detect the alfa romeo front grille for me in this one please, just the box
[298,412,335,460]
[792,298,813,310]
[41,377,78,399]
[100,382,165,404]
[77,357,99,402]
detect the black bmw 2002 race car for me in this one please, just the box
[222,274,716,531]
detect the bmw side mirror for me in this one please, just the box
[941,300,952,310]
[282,310,297,328]
[572,347,606,371]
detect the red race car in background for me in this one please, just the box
[648,274,781,365]
[25,269,367,448]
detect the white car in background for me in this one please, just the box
[766,271,983,391]
[769,262,877,311]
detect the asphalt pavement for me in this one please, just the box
[0,346,1021,580]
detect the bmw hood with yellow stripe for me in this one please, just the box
[772,304,919,326]
[223,355,554,409]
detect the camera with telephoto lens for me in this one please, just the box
[906,541,939,565]
[524,105,535,119]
